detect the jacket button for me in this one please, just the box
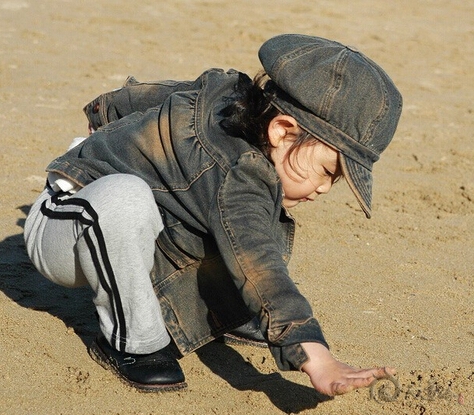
[92,103,100,114]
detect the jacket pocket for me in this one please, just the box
[156,213,220,269]
[156,227,198,269]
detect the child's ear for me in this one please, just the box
[267,115,300,148]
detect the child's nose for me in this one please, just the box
[316,178,333,194]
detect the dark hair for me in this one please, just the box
[220,71,279,160]
[220,73,343,185]
[220,71,318,164]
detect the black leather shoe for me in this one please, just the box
[89,335,187,392]
[221,318,267,348]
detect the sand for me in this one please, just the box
[0,0,473,414]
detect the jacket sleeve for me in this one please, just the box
[83,76,200,130]
[209,151,329,371]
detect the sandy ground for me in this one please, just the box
[1,0,473,414]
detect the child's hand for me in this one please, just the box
[300,342,396,396]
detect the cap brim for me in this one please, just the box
[339,154,373,218]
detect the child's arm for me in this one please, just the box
[300,342,395,396]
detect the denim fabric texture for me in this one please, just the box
[259,34,403,218]
[48,69,328,371]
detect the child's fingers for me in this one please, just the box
[332,372,377,395]
[368,366,396,379]
[332,367,396,396]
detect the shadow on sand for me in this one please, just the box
[0,205,98,345]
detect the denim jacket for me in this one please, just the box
[47,69,328,370]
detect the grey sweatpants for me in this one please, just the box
[24,174,170,354]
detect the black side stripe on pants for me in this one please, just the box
[40,193,128,353]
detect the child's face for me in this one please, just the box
[272,140,341,209]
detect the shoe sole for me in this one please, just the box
[88,341,187,392]
[220,333,268,348]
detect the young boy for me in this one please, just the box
[24,34,402,396]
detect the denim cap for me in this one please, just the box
[259,34,403,218]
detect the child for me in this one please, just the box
[24,34,402,396]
